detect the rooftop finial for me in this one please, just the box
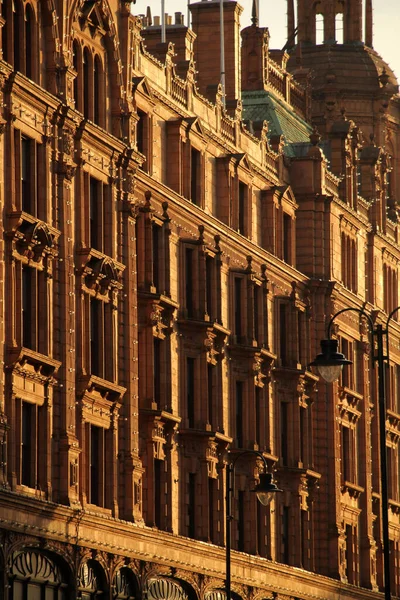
[251,0,259,26]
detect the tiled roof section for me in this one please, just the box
[287,44,398,94]
[242,90,313,157]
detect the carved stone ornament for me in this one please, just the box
[253,353,267,388]
[150,303,168,338]
[7,213,60,264]
[206,440,218,478]
[204,329,219,365]
[77,250,125,299]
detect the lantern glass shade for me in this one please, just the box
[317,364,343,383]
[254,473,282,506]
[310,339,352,383]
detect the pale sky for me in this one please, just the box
[133,0,400,80]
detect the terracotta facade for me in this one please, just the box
[0,1,400,599]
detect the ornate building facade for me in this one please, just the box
[0,0,399,599]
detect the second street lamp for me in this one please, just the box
[225,451,282,600]
[311,306,400,600]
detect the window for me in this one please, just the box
[89,297,114,381]
[137,109,151,172]
[9,550,70,600]
[89,176,106,252]
[340,338,355,389]
[191,148,201,205]
[238,181,247,235]
[283,213,292,264]
[341,232,357,292]
[188,472,196,538]
[113,568,137,600]
[16,399,45,491]
[383,263,398,317]
[3,2,39,82]
[282,505,290,564]
[235,381,244,447]
[234,277,243,341]
[279,303,288,366]
[281,401,288,466]
[187,357,195,428]
[335,12,344,44]
[208,478,216,542]
[207,363,214,426]
[154,458,162,528]
[21,401,34,487]
[341,424,358,484]
[315,13,324,44]
[21,265,47,353]
[185,248,194,318]
[237,490,245,551]
[87,424,111,508]
[16,133,45,217]
[345,524,358,584]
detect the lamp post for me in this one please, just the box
[225,450,282,600]
[311,306,400,600]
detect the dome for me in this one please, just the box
[287,43,398,97]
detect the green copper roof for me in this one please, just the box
[242,90,313,157]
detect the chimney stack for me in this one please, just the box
[190,0,243,105]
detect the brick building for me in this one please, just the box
[0,0,399,599]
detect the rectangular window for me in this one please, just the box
[154,458,162,528]
[345,524,356,584]
[206,256,213,319]
[238,182,247,235]
[283,213,292,264]
[208,478,215,542]
[255,387,262,448]
[207,363,213,426]
[21,266,46,353]
[89,176,103,251]
[152,224,160,290]
[341,425,352,482]
[187,357,195,428]
[191,148,201,206]
[253,285,260,343]
[188,473,196,538]
[238,490,245,551]
[153,338,161,407]
[22,265,33,349]
[137,109,149,172]
[279,303,288,366]
[89,424,101,506]
[234,277,243,341]
[281,401,288,466]
[236,381,243,447]
[21,401,34,487]
[90,298,101,377]
[185,248,194,318]
[282,506,290,564]
[89,298,113,381]
[21,136,34,214]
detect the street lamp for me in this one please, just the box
[311,306,400,600]
[225,450,282,600]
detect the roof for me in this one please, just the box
[241,90,313,157]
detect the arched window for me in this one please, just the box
[25,3,35,79]
[13,0,22,71]
[93,54,104,126]
[315,13,324,44]
[73,40,81,111]
[335,12,344,44]
[113,567,138,599]
[9,549,71,599]
[78,559,108,600]
[83,47,91,119]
